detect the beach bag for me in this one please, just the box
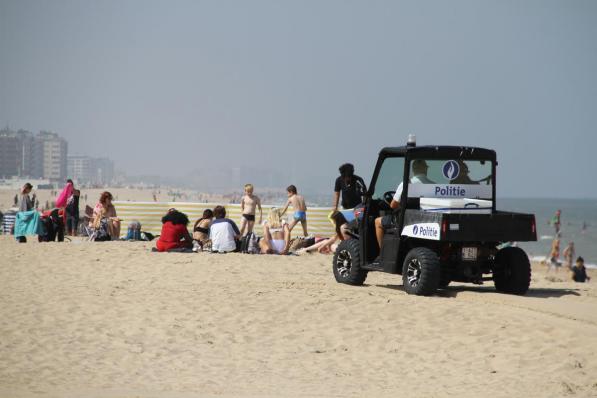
[247,233,260,254]
[141,231,156,241]
[240,232,260,254]
[125,220,142,240]
[95,218,111,241]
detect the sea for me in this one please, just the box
[498,198,597,268]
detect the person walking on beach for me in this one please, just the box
[280,185,308,236]
[239,184,262,236]
[16,183,35,243]
[571,257,591,283]
[333,163,367,211]
[547,234,561,272]
[562,241,575,270]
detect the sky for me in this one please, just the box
[1,0,596,198]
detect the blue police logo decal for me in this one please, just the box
[413,225,419,235]
[442,160,460,181]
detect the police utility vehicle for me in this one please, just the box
[333,136,537,296]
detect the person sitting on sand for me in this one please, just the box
[571,256,591,283]
[297,211,351,255]
[239,184,262,237]
[193,209,213,250]
[92,191,121,240]
[209,205,241,253]
[280,185,308,236]
[156,209,194,252]
[260,207,291,255]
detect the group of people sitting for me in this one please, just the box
[154,205,353,255]
[13,180,122,242]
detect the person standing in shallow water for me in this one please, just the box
[551,209,561,234]
[333,163,367,211]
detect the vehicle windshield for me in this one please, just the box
[407,159,493,199]
[372,157,404,201]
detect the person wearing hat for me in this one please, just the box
[333,163,367,211]
[571,256,591,283]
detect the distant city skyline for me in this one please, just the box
[1,1,596,198]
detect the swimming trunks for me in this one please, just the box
[293,211,306,222]
[243,214,255,222]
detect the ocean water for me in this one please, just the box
[498,198,597,268]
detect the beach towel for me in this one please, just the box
[14,210,43,237]
[55,182,73,208]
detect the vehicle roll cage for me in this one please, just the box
[367,145,497,213]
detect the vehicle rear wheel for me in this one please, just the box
[333,239,368,285]
[493,247,531,295]
[402,247,441,296]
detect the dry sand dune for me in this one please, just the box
[1,236,596,398]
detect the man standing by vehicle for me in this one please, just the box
[333,163,367,211]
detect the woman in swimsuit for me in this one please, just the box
[297,211,351,254]
[260,207,290,254]
[193,209,213,250]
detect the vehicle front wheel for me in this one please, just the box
[402,247,441,296]
[493,247,531,295]
[333,239,368,286]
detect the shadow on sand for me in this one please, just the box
[376,284,581,298]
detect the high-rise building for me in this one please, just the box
[0,128,37,178]
[36,131,68,181]
[0,129,19,178]
[67,155,115,185]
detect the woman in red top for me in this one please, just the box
[156,209,193,252]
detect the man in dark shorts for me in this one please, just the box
[333,163,367,211]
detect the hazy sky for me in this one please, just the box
[1,0,596,198]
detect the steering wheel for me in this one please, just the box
[383,191,396,206]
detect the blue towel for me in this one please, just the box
[14,210,42,237]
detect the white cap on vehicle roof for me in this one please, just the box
[407,134,416,147]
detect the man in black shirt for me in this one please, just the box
[571,256,591,283]
[333,163,367,210]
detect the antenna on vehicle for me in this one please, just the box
[407,134,416,147]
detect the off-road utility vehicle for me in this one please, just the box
[333,137,537,296]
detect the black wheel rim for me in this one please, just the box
[406,258,422,287]
[335,249,352,278]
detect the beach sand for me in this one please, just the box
[1,236,596,398]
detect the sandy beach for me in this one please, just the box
[1,236,596,398]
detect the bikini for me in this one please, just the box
[194,226,209,234]
[267,222,287,253]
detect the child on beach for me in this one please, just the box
[240,184,262,236]
[280,185,308,236]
